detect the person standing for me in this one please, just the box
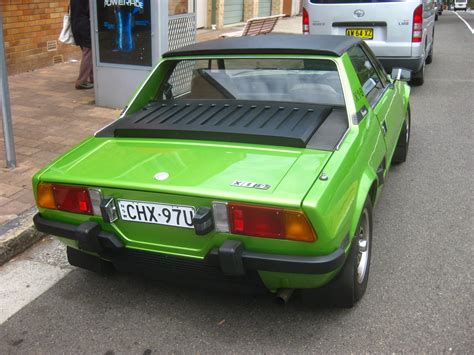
[70,0,93,90]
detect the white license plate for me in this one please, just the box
[117,199,195,228]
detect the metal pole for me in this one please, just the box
[0,13,16,169]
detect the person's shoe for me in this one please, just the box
[75,83,94,90]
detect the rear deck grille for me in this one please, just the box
[97,100,333,148]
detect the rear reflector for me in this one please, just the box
[303,8,310,34]
[412,4,423,43]
[228,203,316,242]
[37,183,94,215]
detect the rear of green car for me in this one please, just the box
[32,35,410,305]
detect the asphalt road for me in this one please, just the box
[1,12,473,354]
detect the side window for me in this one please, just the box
[361,44,390,87]
[347,45,385,107]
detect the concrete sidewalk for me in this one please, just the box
[0,15,301,262]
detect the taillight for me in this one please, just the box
[412,4,423,43]
[228,203,316,242]
[37,183,94,215]
[303,8,310,35]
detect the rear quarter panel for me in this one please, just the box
[302,53,387,253]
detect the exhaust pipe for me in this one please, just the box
[275,288,294,305]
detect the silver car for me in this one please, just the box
[303,0,436,85]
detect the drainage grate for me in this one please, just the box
[46,40,57,51]
[52,55,63,64]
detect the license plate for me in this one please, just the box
[346,28,374,39]
[117,199,195,228]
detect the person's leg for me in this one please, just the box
[83,47,93,84]
[76,47,93,89]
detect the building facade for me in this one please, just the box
[1,0,301,75]
[207,0,301,29]
[1,0,80,75]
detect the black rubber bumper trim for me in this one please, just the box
[33,213,124,252]
[33,213,347,275]
[207,239,348,275]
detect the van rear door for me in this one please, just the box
[305,0,418,57]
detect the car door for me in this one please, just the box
[347,44,404,163]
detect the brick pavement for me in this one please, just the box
[0,15,301,227]
[0,63,119,225]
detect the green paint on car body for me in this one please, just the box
[32,37,410,295]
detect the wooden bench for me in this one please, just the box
[220,14,285,38]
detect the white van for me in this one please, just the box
[454,0,467,11]
[303,0,436,85]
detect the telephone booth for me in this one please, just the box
[90,0,197,108]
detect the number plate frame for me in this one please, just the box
[345,28,374,40]
[117,199,195,229]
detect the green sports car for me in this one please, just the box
[33,35,411,307]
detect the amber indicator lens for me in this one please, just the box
[37,183,55,209]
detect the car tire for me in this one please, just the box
[392,105,411,164]
[301,199,373,308]
[426,45,433,65]
[67,246,115,276]
[411,60,425,86]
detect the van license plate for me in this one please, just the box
[118,199,195,228]
[346,28,374,40]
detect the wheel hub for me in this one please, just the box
[356,209,370,284]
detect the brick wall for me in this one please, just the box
[1,0,81,75]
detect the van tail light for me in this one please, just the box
[303,8,310,34]
[37,183,94,215]
[227,203,316,242]
[412,4,423,43]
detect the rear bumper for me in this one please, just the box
[379,56,424,74]
[33,213,348,276]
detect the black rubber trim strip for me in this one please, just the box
[332,22,387,27]
[33,214,123,249]
[34,214,347,275]
[207,238,348,275]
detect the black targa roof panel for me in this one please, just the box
[97,100,336,148]
[162,35,361,58]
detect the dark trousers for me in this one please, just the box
[76,47,93,87]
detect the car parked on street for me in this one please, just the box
[303,0,436,85]
[454,0,467,11]
[32,35,411,307]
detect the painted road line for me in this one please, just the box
[454,11,474,34]
[0,238,71,325]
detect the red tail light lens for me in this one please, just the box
[412,4,423,43]
[228,203,316,242]
[51,184,93,215]
[37,183,94,214]
[303,8,310,34]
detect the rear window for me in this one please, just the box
[156,58,345,107]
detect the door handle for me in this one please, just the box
[381,121,388,135]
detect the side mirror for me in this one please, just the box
[391,68,411,82]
